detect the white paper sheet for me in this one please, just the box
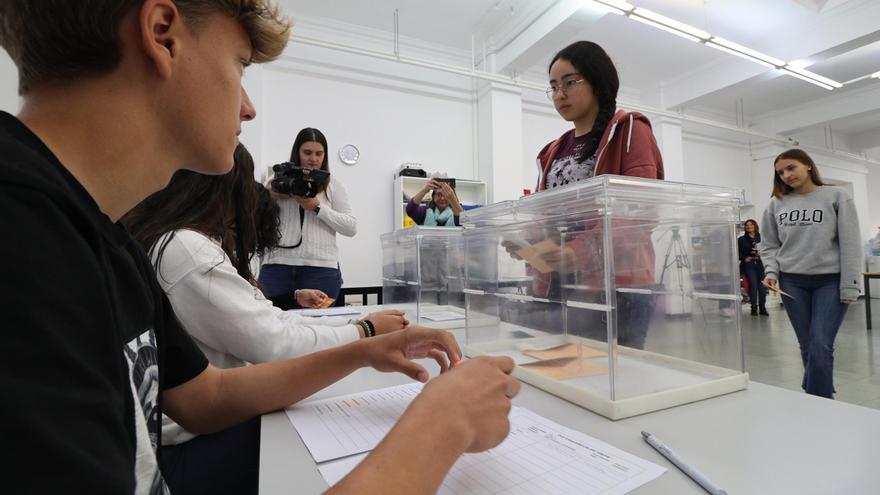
[421,310,466,321]
[298,306,363,317]
[288,383,666,494]
[284,383,422,462]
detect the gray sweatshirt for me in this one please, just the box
[760,186,862,300]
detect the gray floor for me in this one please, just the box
[741,296,880,409]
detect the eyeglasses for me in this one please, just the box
[545,78,585,100]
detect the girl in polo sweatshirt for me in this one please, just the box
[531,41,664,349]
[761,148,862,399]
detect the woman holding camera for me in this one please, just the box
[259,128,356,309]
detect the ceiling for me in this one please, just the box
[282,0,880,158]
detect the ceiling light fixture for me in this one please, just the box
[704,41,777,69]
[584,1,842,91]
[783,66,842,88]
[587,0,634,15]
[630,7,711,40]
[707,37,785,68]
[780,69,834,90]
[628,14,701,43]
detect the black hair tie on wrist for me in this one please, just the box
[363,319,376,337]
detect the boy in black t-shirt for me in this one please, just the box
[0,2,520,494]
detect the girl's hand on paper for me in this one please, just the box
[361,326,461,382]
[415,356,521,453]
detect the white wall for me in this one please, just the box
[0,50,21,113]
[257,50,476,287]
[682,132,753,195]
[867,165,880,241]
[5,18,880,288]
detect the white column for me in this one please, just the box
[477,82,523,203]
[748,141,787,224]
[651,116,684,182]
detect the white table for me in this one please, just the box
[265,307,880,494]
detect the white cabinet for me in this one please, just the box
[393,175,487,230]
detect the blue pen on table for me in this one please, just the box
[641,431,727,495]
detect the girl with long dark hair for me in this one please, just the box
[123,144,406,494]
[533,41,664,348]
[761,148,861,399]
[259,127,356,308]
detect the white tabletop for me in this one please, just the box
[260,371,880,494]
[264,306,880,494]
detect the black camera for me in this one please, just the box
[434,177,456,189]
[271,162,330,198]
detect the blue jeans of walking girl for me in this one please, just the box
[779,273,848,399]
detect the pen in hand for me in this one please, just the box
[762,280,795,300]
[642,431,727,495]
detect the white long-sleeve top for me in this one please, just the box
[263,176,357,268]
[151,229,361,444]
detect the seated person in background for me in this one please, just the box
[407,178,464,226]
[123,144,410,493]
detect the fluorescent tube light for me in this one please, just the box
[871,71,880,79]
[629,15,701,43]
[709,37,784,67]
[781,68,834,90]
[786,59,811,70]
[588,0,634,14]
[705,41,777,69]
[591,3,842,90]
[784,66,842,88]
[631,7,711,40]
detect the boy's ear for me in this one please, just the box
[139,0,183,79]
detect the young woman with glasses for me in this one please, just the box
[537,41,663,188]
[531,41,664,349]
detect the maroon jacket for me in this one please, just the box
[533,110,664,293]
[536,110,664,190]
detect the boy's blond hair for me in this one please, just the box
[0,0,291,95]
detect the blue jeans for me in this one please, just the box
[572,292,656,349]
[779,273,848,399]
[742,262,766,306]
[258,264,343,303]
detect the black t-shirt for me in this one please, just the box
[546,128,602,189]
[0,112,208,494]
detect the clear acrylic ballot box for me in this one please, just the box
[381,227,466,328]
[461,175,748,420]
